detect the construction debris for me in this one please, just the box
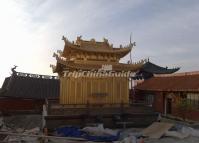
[81,124,118,136]
[0,113,199,143]
[0,117,3,128]
[114,136,137,143]
[142,122,174,139]
[165,131,189,139]
[181,126,199,137]
[0,131,90,142]
[3,114,42,130]
[56,125,120,142]
[24,127,40,135]
[0,115,41,142]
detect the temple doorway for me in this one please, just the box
[166,98,172,114]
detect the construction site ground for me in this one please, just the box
[0,114,199,143]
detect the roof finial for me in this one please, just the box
[129,33,133,63]
[11,65,17,75]
[77,35,82,41]
[103,37,108,43]
[62,35,67,43]
[130,33,136,47]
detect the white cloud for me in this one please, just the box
[0,0,199,86]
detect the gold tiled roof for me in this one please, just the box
[55,58,144,72]
[62,36,133,58]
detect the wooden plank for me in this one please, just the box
[0,132,87,141]
[142,122,173,139]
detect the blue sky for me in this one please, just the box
[0,0,199,86]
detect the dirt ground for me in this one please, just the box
[3,114,42,130]
[144,136,199,143]
[1,115,199,143]
[47,136,199,143]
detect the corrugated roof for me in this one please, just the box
[135,73,199,92]
[0,72,59,99]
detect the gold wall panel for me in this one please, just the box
[60,77,129,105]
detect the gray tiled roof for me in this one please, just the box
[141,62,180,74]
[0,72,59,99]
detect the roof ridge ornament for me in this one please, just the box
[11,65,17,75]
[103,37,108,43]
[90,38,96,43]
[62,35,74,45]
[76,35,82,45]
[129,33,133,63]
[62,35,67,43]
[130,33,136,47]
[77,35,82,41]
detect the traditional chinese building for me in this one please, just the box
[135,61,180,80]
[51,36,144,107]
[135,72,199,121]
[0,71,59,113]
[130,61,180,102]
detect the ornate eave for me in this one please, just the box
[52,36,140,74]
[140,61,180,74]
[64,44,132,56]
[55,57,145,72]
[62,36,134,59]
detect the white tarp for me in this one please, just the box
[81,124,118,136]
[181,126,199,137]
[114,136,137,143]
[165,131,189,139]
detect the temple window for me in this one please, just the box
[187,93,199,109]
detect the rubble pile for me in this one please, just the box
[0,114,199,143]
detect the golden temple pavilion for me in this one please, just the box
[51,36,144,107]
